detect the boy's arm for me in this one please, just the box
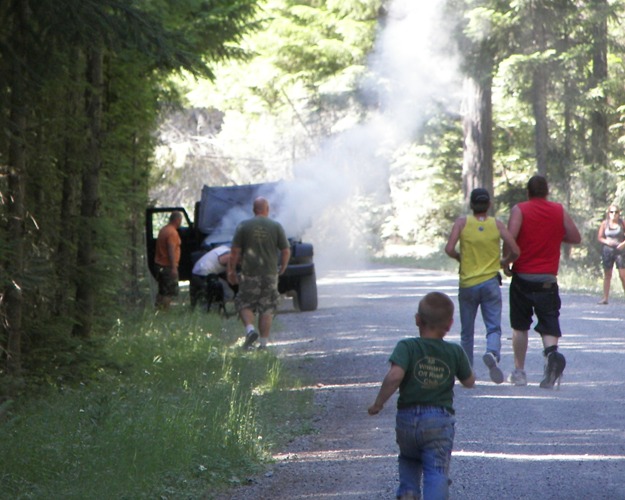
[459,371,476,388]
[457,348,476,388]
[368,363,405,415]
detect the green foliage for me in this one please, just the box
[0,0,264,373]
[268,0,379,86]
[0,310,313,498]
[154,0,383,207]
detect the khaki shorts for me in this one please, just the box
[235,274,279,315]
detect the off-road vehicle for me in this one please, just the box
[146,182,318,311]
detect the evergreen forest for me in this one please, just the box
[2,0,625,382]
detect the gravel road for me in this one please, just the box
[214,265,625,499]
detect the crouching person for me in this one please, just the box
[190,245,232,310]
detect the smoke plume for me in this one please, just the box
[271,0,461,271]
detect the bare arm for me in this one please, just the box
[597,220,607,245]
[227,247,241,285]
[167,242,179,278]
[218,252,231,266]
[506,205,523,239]
[368,363,405,415]
[502,205,523,276]
[279,247,290,275]
[618,221,625,251]
[460,371,476,388]
[444,218,466,262]
[563,210,582,244]
[496,219,520,267]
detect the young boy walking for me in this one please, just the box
[368,292,475,500]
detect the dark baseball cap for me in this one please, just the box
[470,188,490,204]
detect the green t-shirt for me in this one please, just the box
[232,216,289,276]
[389,337,472,414]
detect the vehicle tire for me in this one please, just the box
[294,272,318,311]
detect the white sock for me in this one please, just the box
[259,338,268,347]
[246,324,255,334]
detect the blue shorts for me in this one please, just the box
[509,275,561,336]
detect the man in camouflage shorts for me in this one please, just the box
[227,197,290,350]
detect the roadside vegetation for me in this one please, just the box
[0,309,313,499]
[1,1,621,495]
[0,256,603,498]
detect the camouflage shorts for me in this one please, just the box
[157,266,179,297]
[235,274,279,315]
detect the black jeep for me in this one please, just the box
[145,182,318,311]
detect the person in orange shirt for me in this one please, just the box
[154,211,182,310]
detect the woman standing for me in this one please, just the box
[597,205,625,304]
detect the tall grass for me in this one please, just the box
[0,309,313,499]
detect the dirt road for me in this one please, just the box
[215,265,625,499]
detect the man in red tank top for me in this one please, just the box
[504,176,581,388]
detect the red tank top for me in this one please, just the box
[512,198,565,275]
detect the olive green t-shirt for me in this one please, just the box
[389,337,472,414]
[232,216,289,276]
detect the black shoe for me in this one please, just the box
[540,351,566,389]
[242,330,258,350]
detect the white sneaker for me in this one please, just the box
[508,368,527,386]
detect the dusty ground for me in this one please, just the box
[213,265,625,499]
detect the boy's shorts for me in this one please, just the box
[235,274,279,315]
[509,275,561,336]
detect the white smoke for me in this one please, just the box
[175,0,462,271]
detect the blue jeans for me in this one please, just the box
[458,276,502,365]
[395,406,455,500]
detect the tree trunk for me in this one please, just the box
[590,0,608,168]
[531,1,549,177]
[3,0,29,376]
[56,51,84,316]
[532,67,549,176]
[462,74,493,205]
[5,114,26,376]
[129,133,142,303]
[73,47,104,338]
